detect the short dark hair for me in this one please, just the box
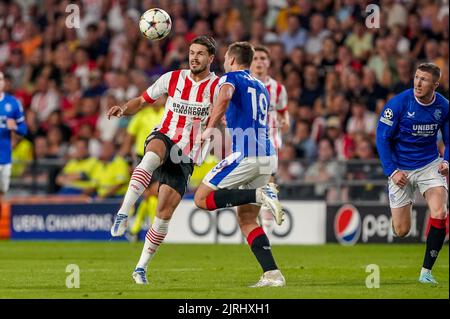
[417,62,441,82]
[254,45,270,58]
[190,35,216,56]
[228,42,255,67]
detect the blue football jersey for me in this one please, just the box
[0,93,27,164]
[376,89,449,176]
[218,70,275,157]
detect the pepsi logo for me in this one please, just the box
[334,204,361,245]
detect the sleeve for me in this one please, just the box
[276,84,288,113]
[375,94,404,176]
[211,77,220,105]
[141,71,171,104]
[12,98,27,136]
[218,73,236,91]
[442,105,449,163]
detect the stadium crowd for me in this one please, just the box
[1,0,449,201]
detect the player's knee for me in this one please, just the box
[138,151,162,172]
[430,207,447,220]
[395,225,411,238]
[194,193,207,210]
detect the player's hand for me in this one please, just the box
[438,161,449,176]
[6,118,17,131]
[392,170,408,188]
[107,105,126,119]
[201,127,214,144]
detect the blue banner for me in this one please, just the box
[10,203,124,240]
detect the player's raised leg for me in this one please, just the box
[111,139,165,237]
[194,171,284,225]
[237,204,285,287]
[419,186,448,284]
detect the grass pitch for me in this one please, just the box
[0,241,447,299]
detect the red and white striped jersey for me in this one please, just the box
[265,77,288,151]
[142,69,220,163]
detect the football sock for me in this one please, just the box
[247,226,277,272]
[261,208,274,234]
[205,189,257,210]
[136,216,170,269]
[422,217,447,271]
[118,151,161,216]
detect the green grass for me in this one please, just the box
[0,241,447,299]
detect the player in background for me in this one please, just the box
[0,71,27,208]
[250,45,290,235]
[107,36,220,284]
[376,63,449,284]
[194,42,286,287]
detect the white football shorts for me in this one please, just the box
[203,152,277,190]
[0,163,12,194]
[388,157,448,208]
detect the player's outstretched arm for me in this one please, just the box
[205,84,234,130]
[107,96,145,119]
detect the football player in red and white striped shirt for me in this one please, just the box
[250,45,290,235]
[107,36,219,284]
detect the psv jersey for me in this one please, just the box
[142,70,219,161]
[265,77,287,151]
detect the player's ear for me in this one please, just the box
[208,54,215,65]
[434,81,440,90]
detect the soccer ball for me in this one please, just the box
[139,8,172,41]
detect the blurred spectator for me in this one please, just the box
[40,110,72,143]
[91,141,130,199]
[71,46,97,89]
[384,0,408,29]
[346,98,378,138]
[77,122,101,158]
[346,137,385,201]
[56,138,98,195]
[303,137,343,201]
[315,37,338,73]
[304,13,331,57]
[46,126,68,159]
[11,132,33,178]
[96,91,121,142]
[30,75,60,123]
[298,64,323,107]
[344,21,373,61]
[291,119,317,161]
[324,115,354,160]
[277,142,304,183]
[275,0,301,33]
[20,21,42,60]
[361,67,388,112]
[280,14,307,55]
[391,56,414,93]
[5,47,25,88]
